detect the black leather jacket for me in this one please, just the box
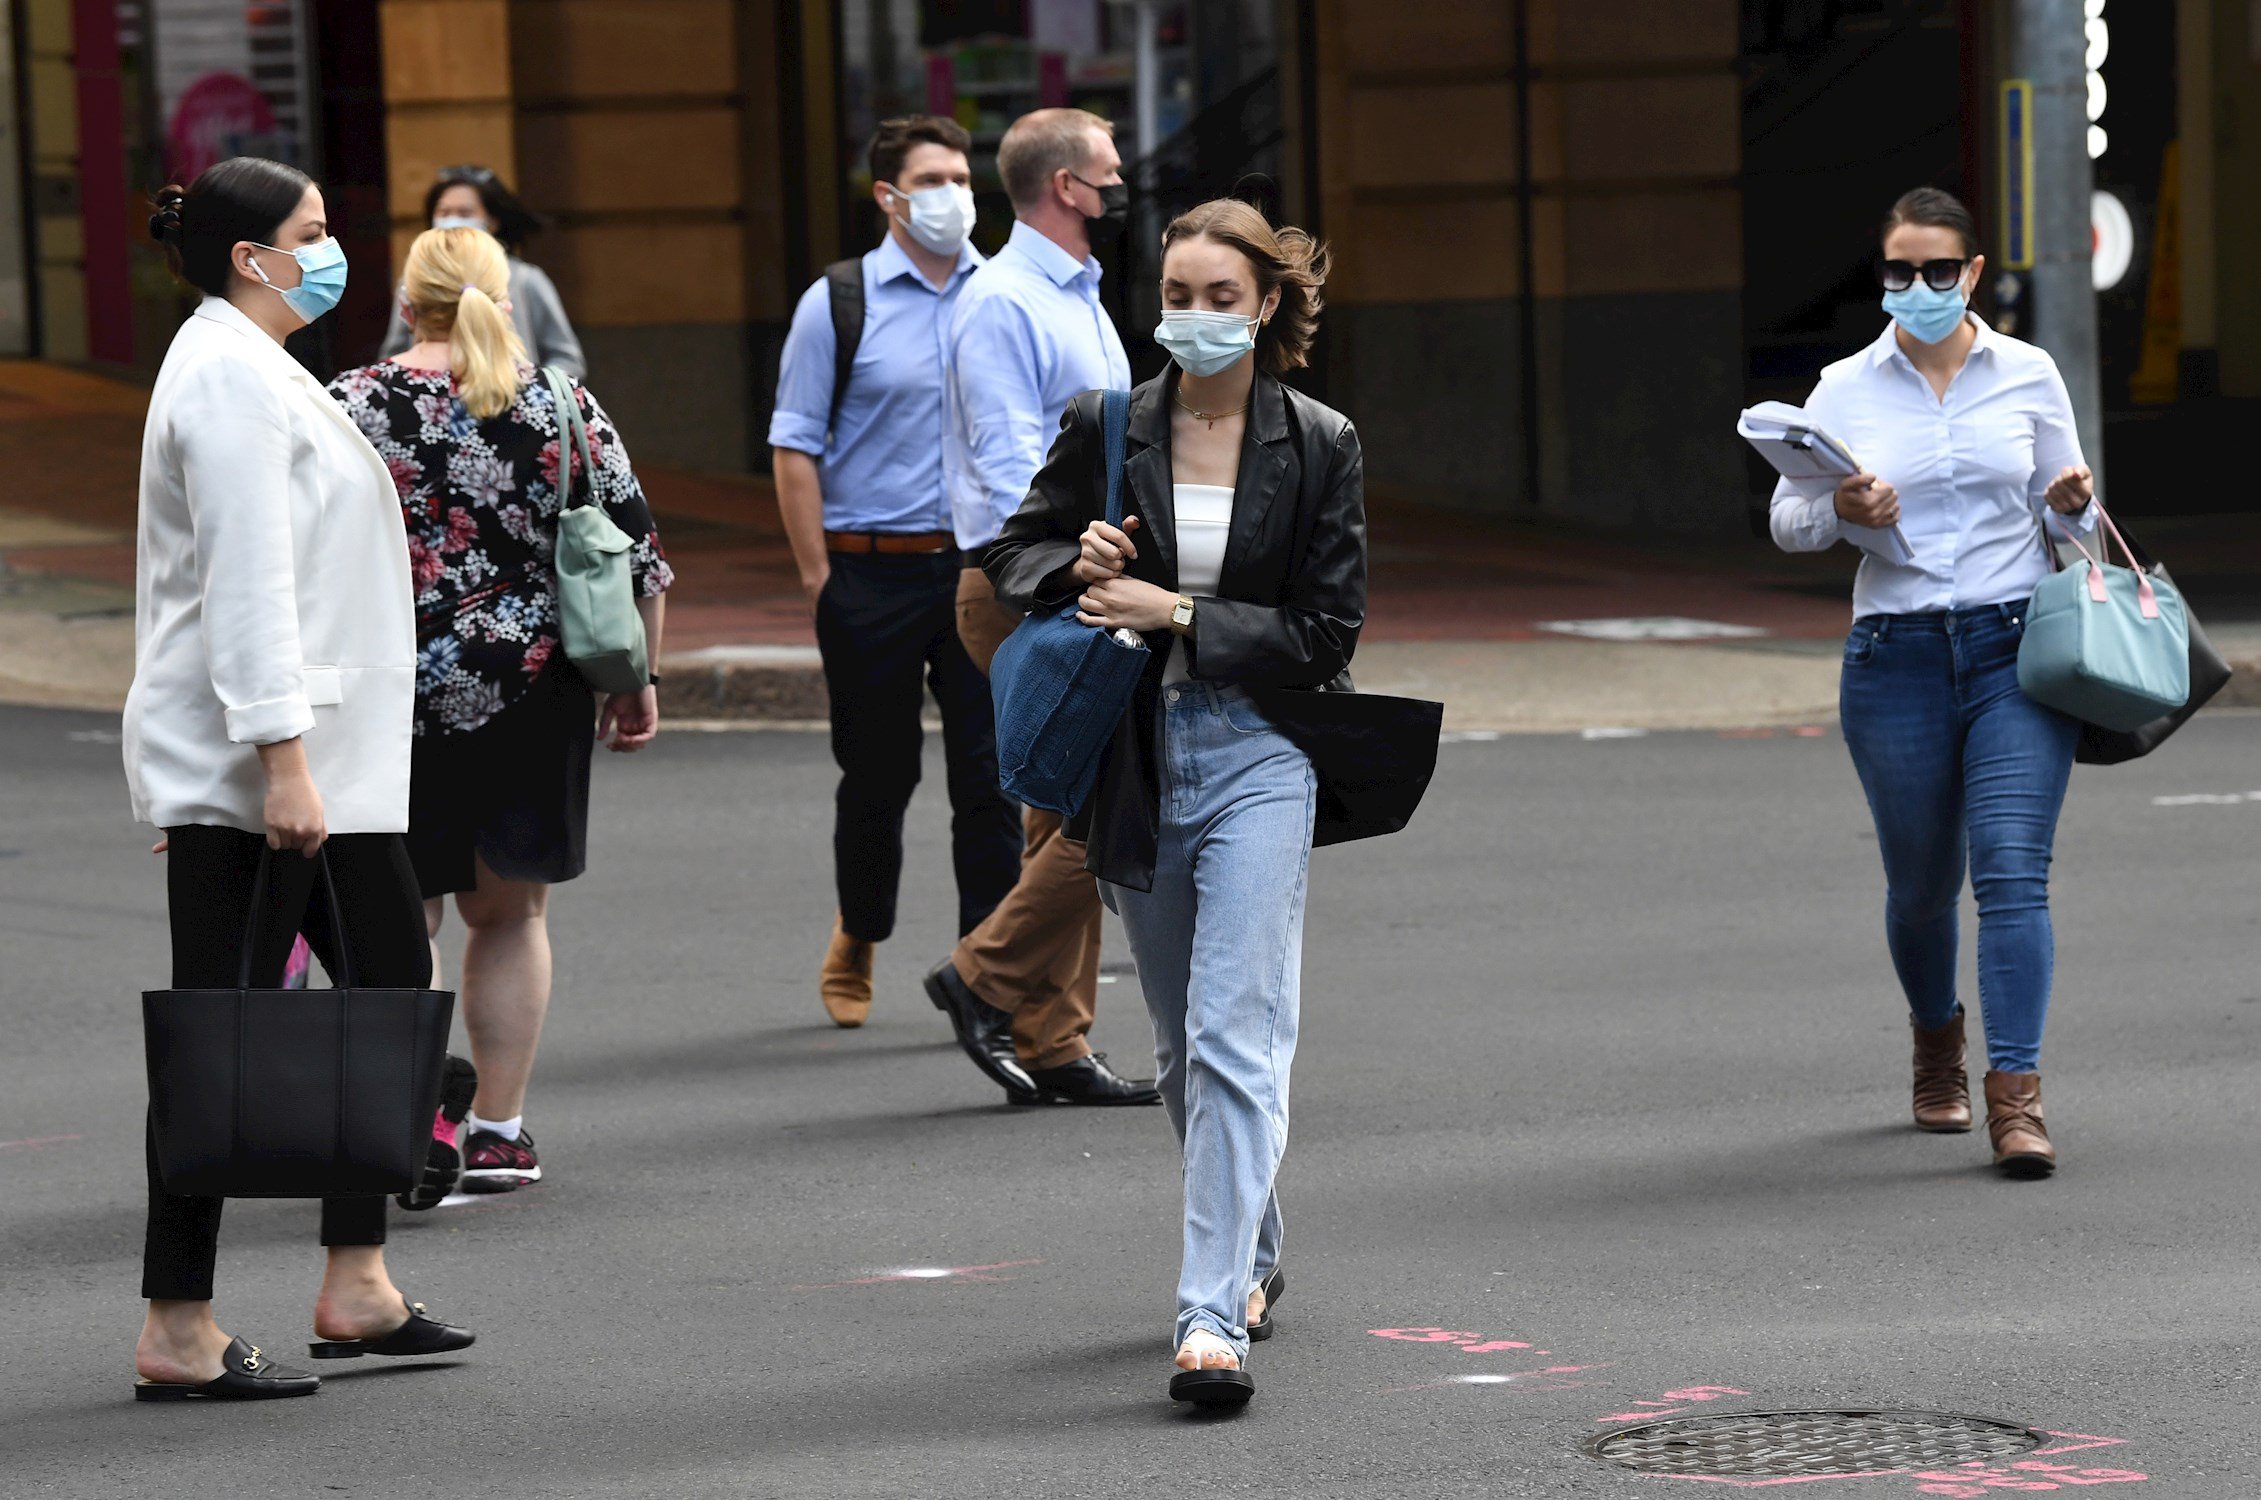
[984,369,1367,890]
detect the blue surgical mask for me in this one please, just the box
[248,237,349,325]
[433,216,488,233]
[1154,309,1259,378]
[1881,282,1968,345]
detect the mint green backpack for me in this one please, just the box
[541,368,649,694]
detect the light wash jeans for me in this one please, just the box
[1102,682,1316,1358]
[1838,603,2078,1074]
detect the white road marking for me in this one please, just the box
[1536,617,1769,642]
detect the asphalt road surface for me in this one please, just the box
[3,703,2256,1499]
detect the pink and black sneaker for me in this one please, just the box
[461,1124,540,1193]
[396,1054,478,1211]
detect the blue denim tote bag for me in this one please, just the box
[989,389,1148,816]
[2016,504,2191,733]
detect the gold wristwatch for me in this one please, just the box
[1169,595,1196,635]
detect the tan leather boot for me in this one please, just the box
[820,919,874,1029]
[1983,1071,2055,1178]
[1910,1008,1972,1133]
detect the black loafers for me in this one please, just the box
[134,1337,320,1401]
[308,1297,475,1360]
[1010,1052,1162,1107]
[1247,1265,1287,1342]
[924,960,1037,1096]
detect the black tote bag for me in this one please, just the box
[1250,683,1445,847]
[144,851,455,1199]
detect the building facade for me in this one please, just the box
[4,0,2255,534]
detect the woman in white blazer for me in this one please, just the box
[128,158,473,1402]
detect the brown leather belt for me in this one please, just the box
[825,530,957,555]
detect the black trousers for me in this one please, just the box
[143,826,432,1302]
[813,548,1021,943]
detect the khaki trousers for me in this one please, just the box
[951,567,1102,1069]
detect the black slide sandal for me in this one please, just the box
[1170,1366,1256,1409]
[1246,1265,1287,1342]
[134,1338,320,1401]
[308,1298,475,1360]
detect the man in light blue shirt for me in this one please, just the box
[923,108,1157,1110]
[768,116,1020,1039]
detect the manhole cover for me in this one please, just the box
[1586,1409,2042,1478]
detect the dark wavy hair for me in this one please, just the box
[148,157,314,297]
[1160,199,1330,377]
[423,164,545,251]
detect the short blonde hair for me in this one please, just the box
[401,227,524,419]
[998,108,1113,210]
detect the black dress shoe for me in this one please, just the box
[134,1337,320,1401]
[924,961,1036,1096]
[1011,1052,1162,1107]
[308,1297,475,1360]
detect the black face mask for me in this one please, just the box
[1071,173,1131,241]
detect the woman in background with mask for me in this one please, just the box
[985,199,1362,1408]
[380,163,584,377]
[129,158,474,1401]
[1770,187,2098,1179]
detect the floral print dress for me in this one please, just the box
[327,362,673,736]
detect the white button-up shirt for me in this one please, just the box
[1770,314,2096,618]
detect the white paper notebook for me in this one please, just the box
[1738,401,1913,565]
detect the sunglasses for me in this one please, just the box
[1878,258,1969,293]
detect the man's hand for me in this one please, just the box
[1834,472,1901,529]
[1073,517,1141,585]
[800,565,831,617]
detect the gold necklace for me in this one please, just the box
[1173,391,1249,429]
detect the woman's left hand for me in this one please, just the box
[600,686,659,752]
[2044,464,2094,514]
[1076,576,1180,633]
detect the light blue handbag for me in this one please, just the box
[2016,504,2190,733]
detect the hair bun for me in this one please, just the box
[148,185,187,246]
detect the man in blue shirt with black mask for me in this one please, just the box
[923,108,1159,1110]
[769,116,1021,1038]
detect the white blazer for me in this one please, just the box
[123,297,416,834]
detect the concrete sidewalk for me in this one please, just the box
[6,357,2258,732]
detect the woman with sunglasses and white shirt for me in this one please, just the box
[1771,187,2098,1179]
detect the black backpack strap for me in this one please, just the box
[824,257,865,441]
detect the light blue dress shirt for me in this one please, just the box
[1770,314,2098,618]
[768,233,982,534]
[944,220,1132,551]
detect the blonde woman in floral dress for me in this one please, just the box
[329,226,671,1204]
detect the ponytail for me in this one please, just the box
[450,283,522,419]
[399,226,525,419]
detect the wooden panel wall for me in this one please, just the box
[1315,0,1740,306]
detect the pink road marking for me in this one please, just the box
[791,1258,1043,1291]
[0,1134,82,1150]
[2031,1434,2130,1458]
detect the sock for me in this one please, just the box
[468,1111,522,1143]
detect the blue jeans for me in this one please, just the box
[1102,683,1316,1358]
[1839,603,2078,1074]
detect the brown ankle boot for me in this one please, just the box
[820,919,874,1028]
[1983,1071,2055,1178]
[1910,1008,1972,1133]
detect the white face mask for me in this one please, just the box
[885,183,976,256]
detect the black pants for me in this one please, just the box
[143,827,432,1302]
[813,549,1020,943]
